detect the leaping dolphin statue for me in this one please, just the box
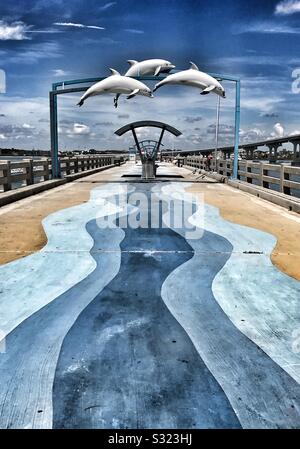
[153,62,226,98]
[77,69,153,108]
[125,59,175,77]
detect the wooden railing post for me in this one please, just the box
[280,165,291,195]
[259,162,264,187]
[280,164,284,193]
[74,157,79,173]
[44,159,50,181]
[26,159,34,186]
[65,157,71,175]
[262,164,269,189]
[246,161,252,184]
[3,161,12,191]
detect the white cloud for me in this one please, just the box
[0,69,5,93]
[8,42,62,64]
[240,123,286,143]
[241,96,284,113]
[239,128,266,143]
[217,55,300,71]
[58,122,91,137]
[73,123,90,135]
[0,20,62,41]
[273,122,285,137]
[234,21,300,34]
[275,1,300,15]
[99,2,117,11]
[124,29,144,34]
[136,128,151,138]
[0,21,31,41]
[0,96,48,118]
[0,123,39,140]
[53,22,105,30]
[22,123,35,129]
[52,69,69,77]
[27,29,62,35]
[0,133,7,140]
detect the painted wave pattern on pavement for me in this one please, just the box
[52,186,241,429]
[0,182,299,428]
[158,183,300,428]
[161,183,300,384]
[0,185,134,428]
[0,184,133,339]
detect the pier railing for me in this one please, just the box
[184,157,300,197]
[0,155,124,192]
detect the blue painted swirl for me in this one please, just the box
[52,185,241,429]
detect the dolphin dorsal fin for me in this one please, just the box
[127,60,138,66]
[109,68,121,76]
[189,61,199,70]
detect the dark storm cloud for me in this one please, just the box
[207,124,235,135]
[117,114,130,119]
[59,119,74,124]
[184,116,203,123]
[0,123,37,138]
[94,121,114,126]
[261,112,279,118]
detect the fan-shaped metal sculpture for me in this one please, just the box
[115,121,182,179]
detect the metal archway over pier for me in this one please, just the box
[115,120,182,180]
[133,140,165,160]
[49,72,240,179]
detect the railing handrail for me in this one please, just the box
[175,157,300,198]
[0,154,128,193]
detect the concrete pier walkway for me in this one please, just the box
[0,162,299,429]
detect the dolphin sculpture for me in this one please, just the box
[153,62,226,98]
[77,69,153,108]
[125,59,175,77]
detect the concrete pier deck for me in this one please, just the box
[0,161,300,429]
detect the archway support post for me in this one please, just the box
[233,79,241,179]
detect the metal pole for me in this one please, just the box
[131,128,143,162]
[215,95,221,172]
[172,136,174,161]
[49,91,60,178]
[155,128,165,159]
[233,80,241,179]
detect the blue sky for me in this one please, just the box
[0,0,300,150]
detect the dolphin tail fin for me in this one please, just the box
[77,99,84,107]
[153,83,162,92]
[200,85,215,95]
[127,60,138,66]
[109,68,121,76]
[127,89,139,100]
[189,61,199,70]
